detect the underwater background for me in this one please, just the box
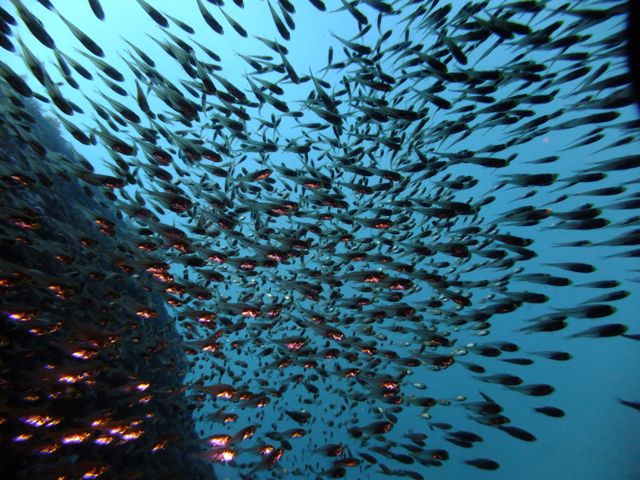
[0,0,639,479]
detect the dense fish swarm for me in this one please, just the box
[0,0,639,479]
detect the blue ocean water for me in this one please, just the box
[1,1,639,479]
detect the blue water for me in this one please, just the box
[2,0,639,479]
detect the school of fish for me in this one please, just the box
[0,0,639,479]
